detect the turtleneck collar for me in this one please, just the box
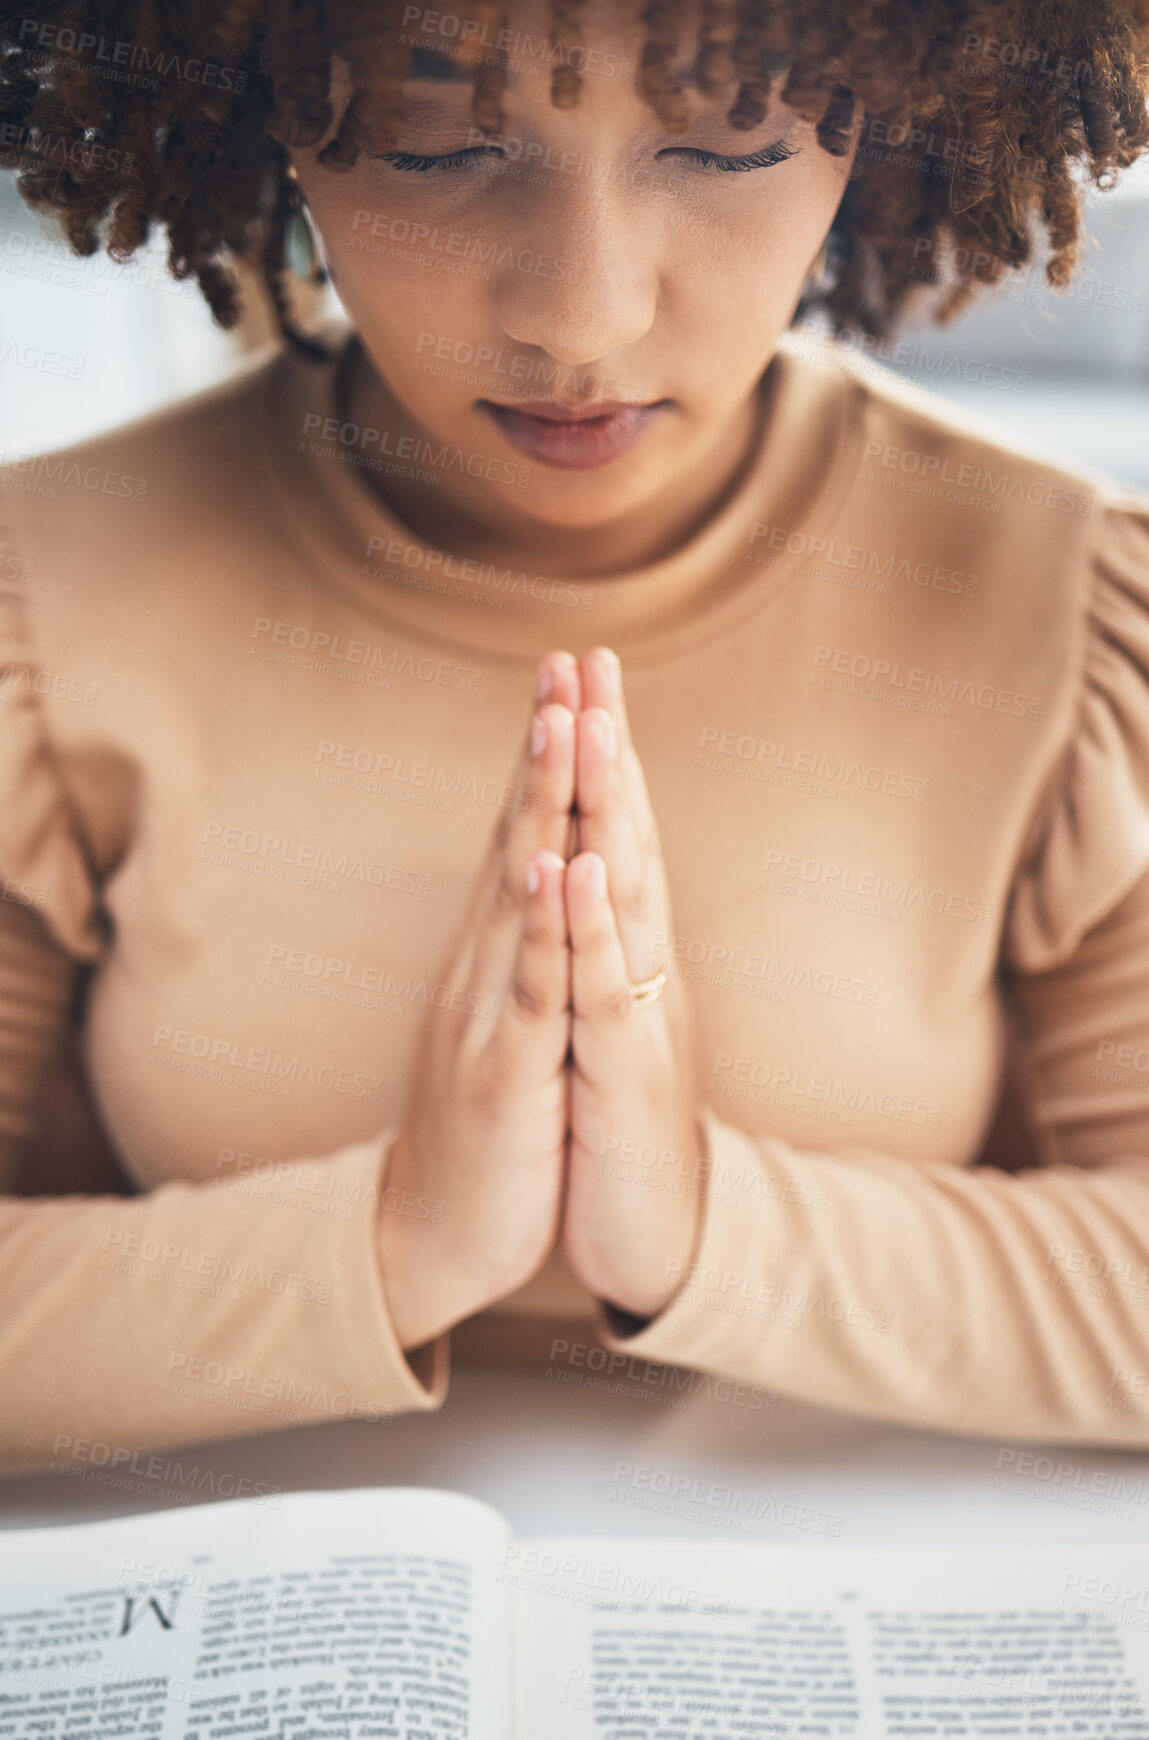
[250,323,862,670]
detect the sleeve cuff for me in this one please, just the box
[307,1125,450,1417]
[592,1102,795,1373]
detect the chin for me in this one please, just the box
[505,475,661,532]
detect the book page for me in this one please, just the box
[510,1537,1149,1737]
[0,1486,512,1740]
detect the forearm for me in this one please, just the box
[596,1103,1149,1445]
[0,1126,446,1474]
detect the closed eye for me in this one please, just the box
[373,140,800,173]
[660,140,800,172]
[375,147,506,172]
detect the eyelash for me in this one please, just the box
[375,142,798,174]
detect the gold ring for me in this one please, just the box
[630,964,669,1007]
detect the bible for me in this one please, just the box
[2,1483,1148,1736]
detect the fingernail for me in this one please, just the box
[525,857,540,895]
[587,856,606,899]
[602,649,620,695]
[536,660,553,700]
[531,713,547,756]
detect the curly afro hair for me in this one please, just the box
[2,0,1148,359]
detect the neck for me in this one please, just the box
[337,336,765,579]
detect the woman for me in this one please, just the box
[2,0,1149,1471]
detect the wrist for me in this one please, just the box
[377,1131,553,1348]
[376,1130,440,1348]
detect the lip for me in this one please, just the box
[479,398,672,469]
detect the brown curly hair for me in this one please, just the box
[2,0,1148,358]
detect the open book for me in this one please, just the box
[2,1485,1148,1737]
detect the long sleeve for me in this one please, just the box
[596,498,1149,1446]
[0,536,447,1476]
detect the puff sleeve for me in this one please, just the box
[596,497,1149,1446]
[1003,498,1149,976]
[0,495,447,1473]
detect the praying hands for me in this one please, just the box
[378,646,705,1351]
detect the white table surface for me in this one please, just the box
[3,1364,1148,1550]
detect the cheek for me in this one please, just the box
[315,195,491,356]
[672,214,807,329]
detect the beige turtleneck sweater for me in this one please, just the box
[2,324,1149,1473]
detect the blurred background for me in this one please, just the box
[1,152,1148,488]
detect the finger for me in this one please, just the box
[536,648,582,716]
[467,653,579,926]
[449,662,575,992]
[567,849,659,1035]
[489,847,571,1084]
[537,649,582,862]
[573,707,656,985]
[578,645,661,853]
[466,702,576,1005]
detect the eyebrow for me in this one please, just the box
[405,44,750,92]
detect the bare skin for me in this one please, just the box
[380,646,705,1346]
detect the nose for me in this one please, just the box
[491,177,658,375]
